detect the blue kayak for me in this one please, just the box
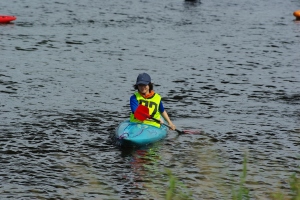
[115,120,168,146]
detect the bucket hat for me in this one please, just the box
[135,73,151,85]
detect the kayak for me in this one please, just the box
[0,15,17,23]
[115,120,168,146]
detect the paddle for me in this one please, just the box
[134,105,187,135]
[134,105,222,141]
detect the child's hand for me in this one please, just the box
[168,123,176,130]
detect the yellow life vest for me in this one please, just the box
[130,92,162,128]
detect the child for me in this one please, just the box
[129,73,176,130]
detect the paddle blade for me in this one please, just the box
[134,105,151,121]
[182,130,202,134]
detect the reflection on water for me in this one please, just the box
[1,0,299,199]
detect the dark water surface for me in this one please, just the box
[1,0,300,199]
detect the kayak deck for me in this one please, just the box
[115,120,168,146]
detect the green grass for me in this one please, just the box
[165,169,193,200]
[231,156,249,200]
[162,154,300,200]
[104,144,300,200]
[271,172,300,200]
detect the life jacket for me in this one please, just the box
[130,92,161,128]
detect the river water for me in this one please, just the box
[1,0,299,199]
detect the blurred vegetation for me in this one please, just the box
[160,154,299,200]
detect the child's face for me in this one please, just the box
[138,84,150,95]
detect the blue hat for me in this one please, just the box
[135,73,151,85]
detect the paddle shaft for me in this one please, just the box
[148,116,184,134]
[134,104,185,134]
[135,105,221,140]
